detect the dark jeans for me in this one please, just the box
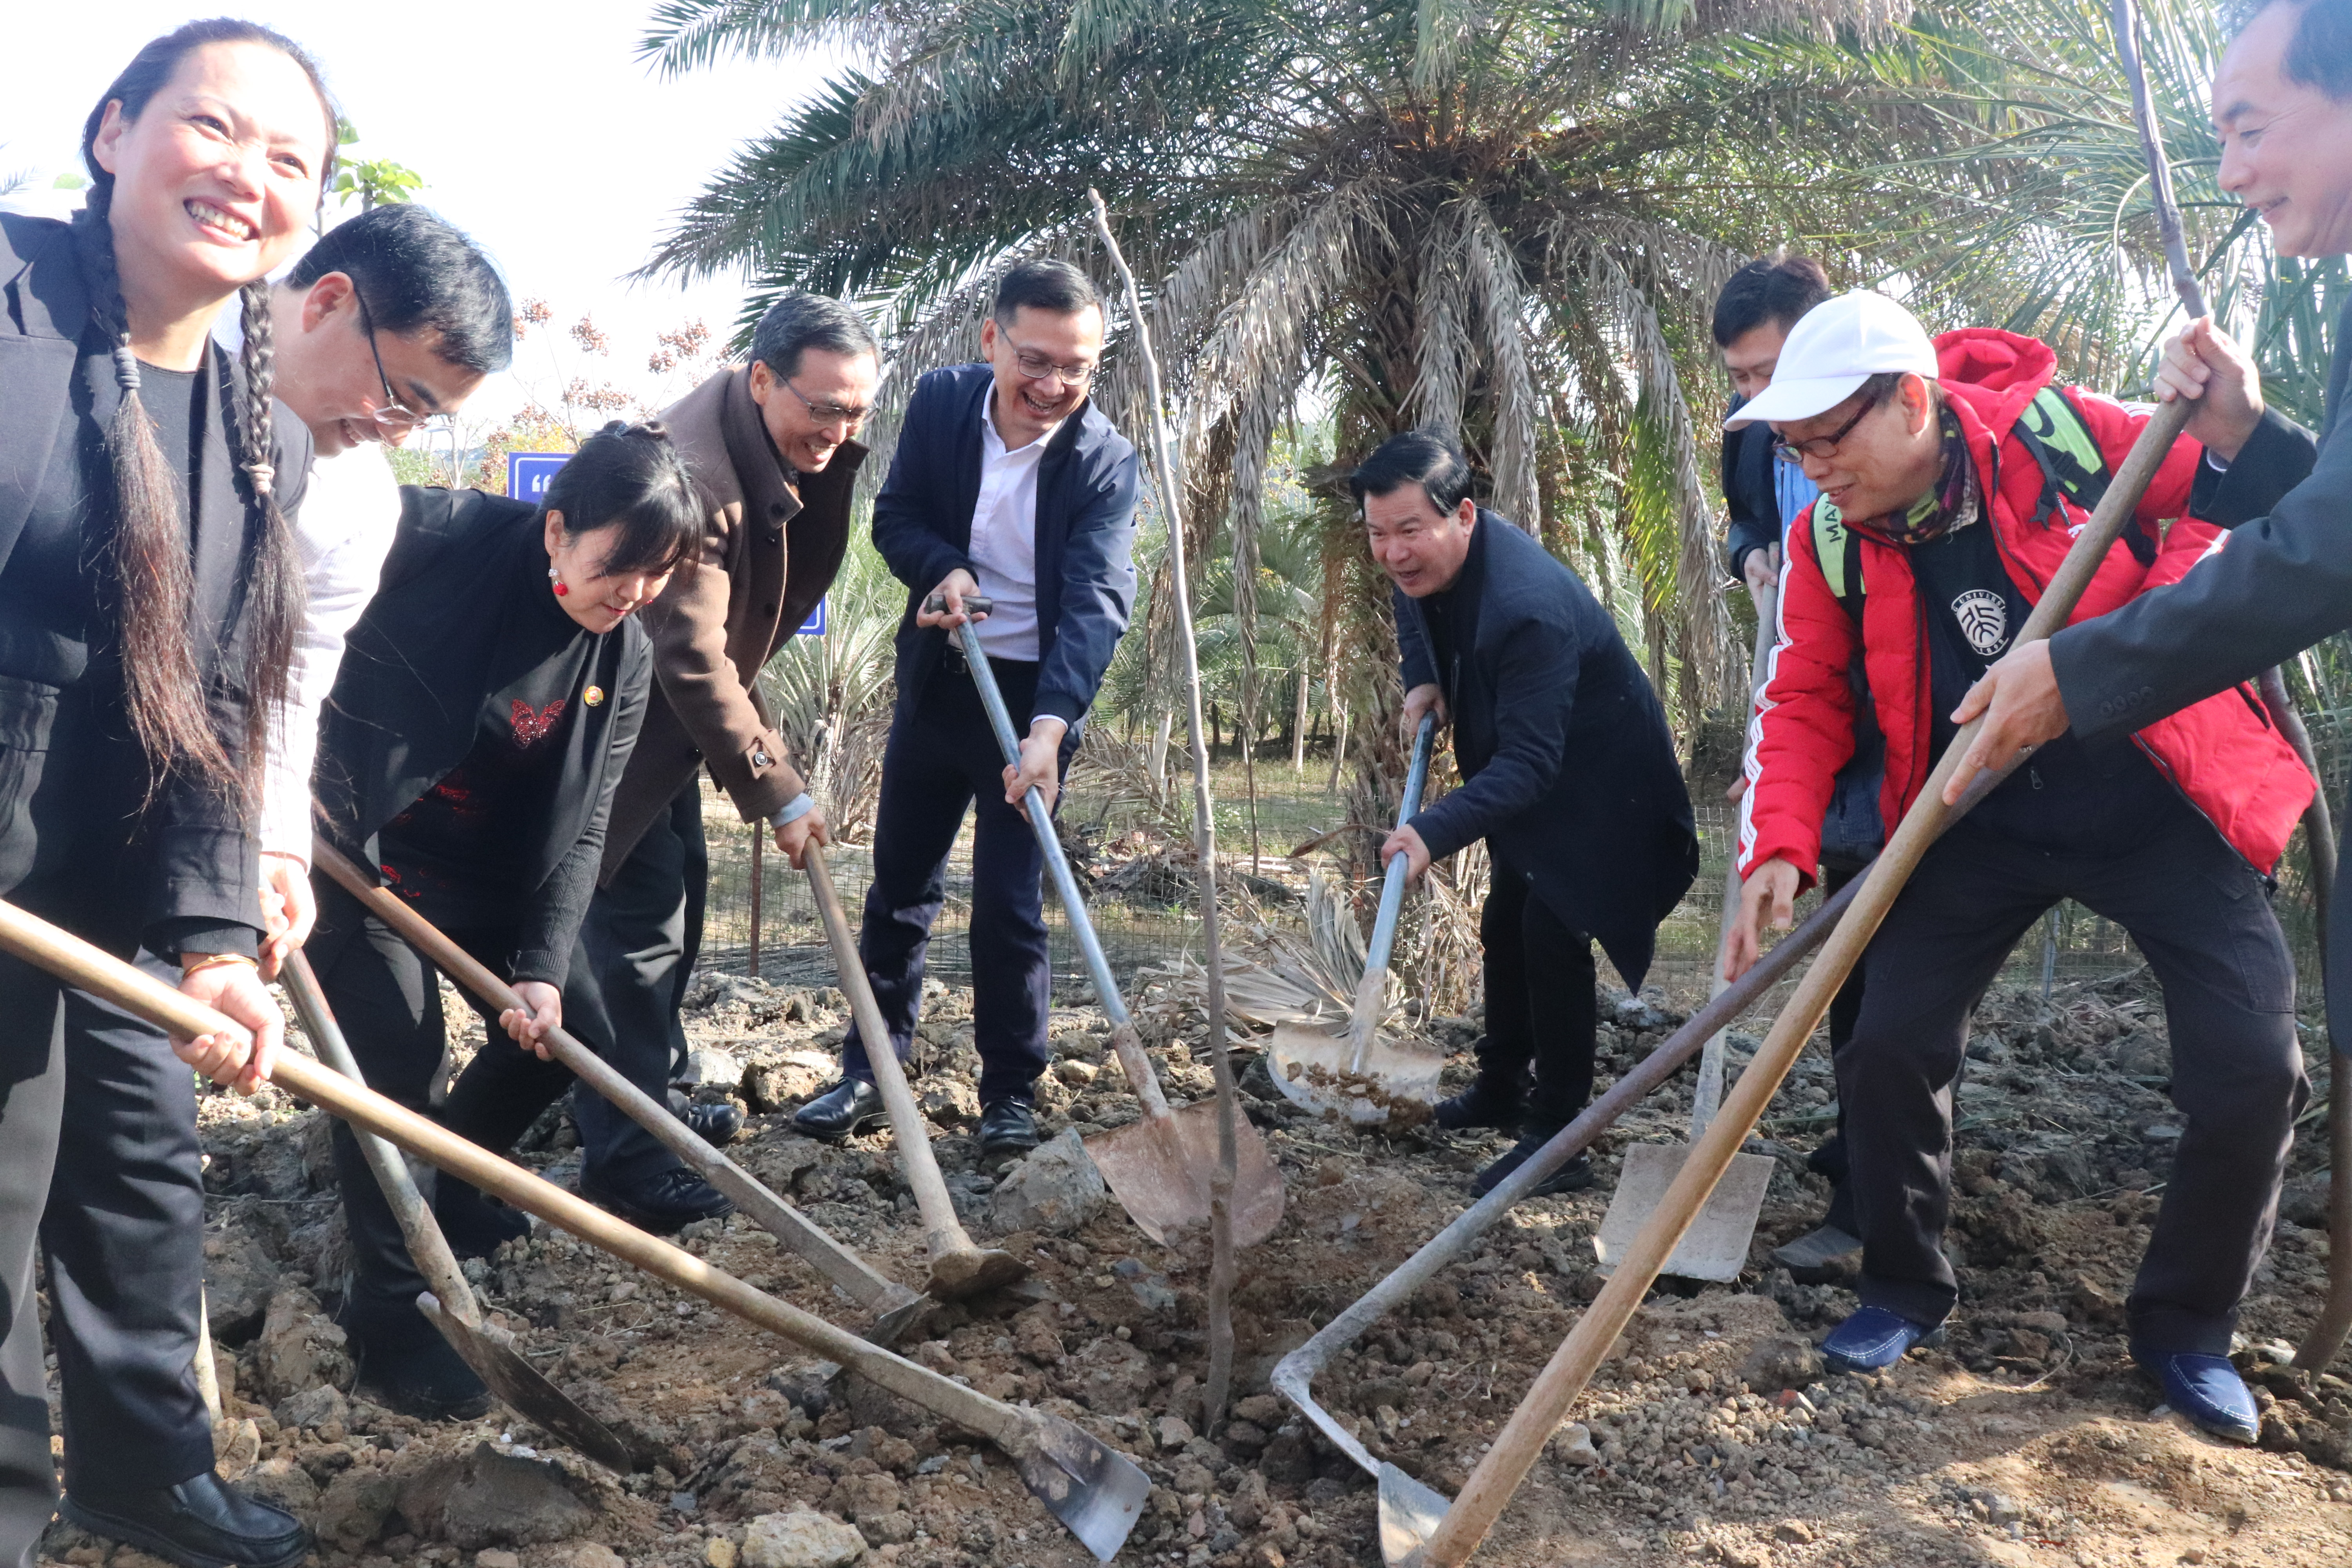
[1477,856,1599,1129]
[1843,803,2304,1350]
[843,657,1065,1106]
[563,783,706,1189]
[42,957,211,1494]
[305,881,574,1319]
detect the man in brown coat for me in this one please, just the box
[544,295,878,1230]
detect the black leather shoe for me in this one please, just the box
[582,1165,735,1233]
[1471,1129,1592,1197]
[435,1176,531,1259]
[685,1099,745,1147]
[63,1470,311,1568]
[979,1099,1040,1158]
[339,1299,491,1422]
[1433,1070,1530,1132]
[794,1078,887,1141]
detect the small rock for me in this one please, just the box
[744,1052,836,1112]
[706,1540,740,1568]
[559,1546,626,1568]
[1157,1416,1196,1450]
[201,1230,282,1343]
[396,1441,597,1549]
[254,1285,352,1403]
[1551,1422,1600,1466]
[1232,1394,1283,1426]
[1709,1539,1770,1568]
[768,1363,840,1417]
[988,1129,1107,1236]
[914,1079,981,1127]
[1053,1058,1098,1086]
[240,1456,319,1516]
[315,1470,398,1551]
[1738,1338,1823,1393]
[1774,1521,1815,1543]
[274,1383,349,1433]
[858,1510,915,1547]
[477,1552,523,1568]
[678,1048,743,1091]
[742,1508,867,1568]
[211,1417,261,1481]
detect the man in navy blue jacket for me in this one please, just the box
[1366,432,1698,1197]
[796,261,1140,1156]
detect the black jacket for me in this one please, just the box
[2050,304,2349,1042]
[314,487,651,983]
[1722,413,1782,579]
[1396,512,1699,987]
[0,211,313,959]
[872,363,1139,730]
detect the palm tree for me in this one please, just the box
[636,0,1926,799]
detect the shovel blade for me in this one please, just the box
[1593,1144,1776,1284]
[417,1294,633,1472]
[1267,1023,1445,1125]
[1378,1461,1452,1566]
[1088,1103,1285,1248]
[1012,1410,1152,1562]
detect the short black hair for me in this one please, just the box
[2233,0,2352,101]
[750,293,878,381]
[993,258,1101,327]
[290,205,512,376]
[544,421,702,579]
[1349,430,1475,516]
[1711,254,1833,348]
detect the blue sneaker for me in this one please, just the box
[2132,1347,2260,1445]
[1820,1306,1946,1372]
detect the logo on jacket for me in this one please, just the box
[512,699,567,745]
[1951,590,2009,658]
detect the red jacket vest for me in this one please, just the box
[1737,328,2314,886]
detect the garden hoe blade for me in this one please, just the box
[1592,598,1780,1284]
[1380,1464,1454,1567]
[282,953,634,1472]
[5,907,1143,1562]
[1270,713,1445,1124]
[940,606,1284,1247]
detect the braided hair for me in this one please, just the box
[75,19,336,807]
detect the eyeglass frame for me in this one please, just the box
[1771,379,1894,466]
[1003,341,1098,388]
[352,289,446,436]
[775,376,873,432]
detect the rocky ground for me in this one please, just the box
[37,958,2352,1568]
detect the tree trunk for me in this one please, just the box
[1292,664,1310,771]
[1147,707,1174,805]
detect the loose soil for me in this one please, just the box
[42,961,2352,1568]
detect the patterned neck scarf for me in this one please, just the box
[1848,401,1977,548]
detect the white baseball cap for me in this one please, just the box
[1723,289,1939,429]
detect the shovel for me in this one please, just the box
[0,898,1149,1562]
[310,840,931,1344]
[1592,591,1782,1283]
[936,598,1285,1247]
[280,950,633,1471]
[802,840,1029,1298]
[1267,713,1446,1122]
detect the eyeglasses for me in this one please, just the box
[353,290,447,437]
[777,377,873,432]
[1773,384,1888,465]
[1009,347,1096,388]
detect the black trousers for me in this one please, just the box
[1476,856,1599,1129]
[1843,803,2304,1350]
[306,882,574,1319]
[844,658,1063,1106]
[562,783,706,1188]
[40,958,211,1496]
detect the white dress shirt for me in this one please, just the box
[259,445,403,862]
[967,394,1060,662]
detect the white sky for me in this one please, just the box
[3,3,825,427]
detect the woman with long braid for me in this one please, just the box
[0,21,336,1566]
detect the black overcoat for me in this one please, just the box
[1397,512,1699,988]
[314,486,651,982]
[0,211,312,956]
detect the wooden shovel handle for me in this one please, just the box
[1411,399,2196,1567]
[802,842,986,1261]
[0,894,1029,1447]
[308,839,920,1323]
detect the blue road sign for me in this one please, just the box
[797,599,826,637]
[506,450,570,503]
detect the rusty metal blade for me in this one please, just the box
[1087,1100,1283,1247]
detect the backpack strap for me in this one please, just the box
[1810,499,1865,624]
[2009,383,2158,564]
